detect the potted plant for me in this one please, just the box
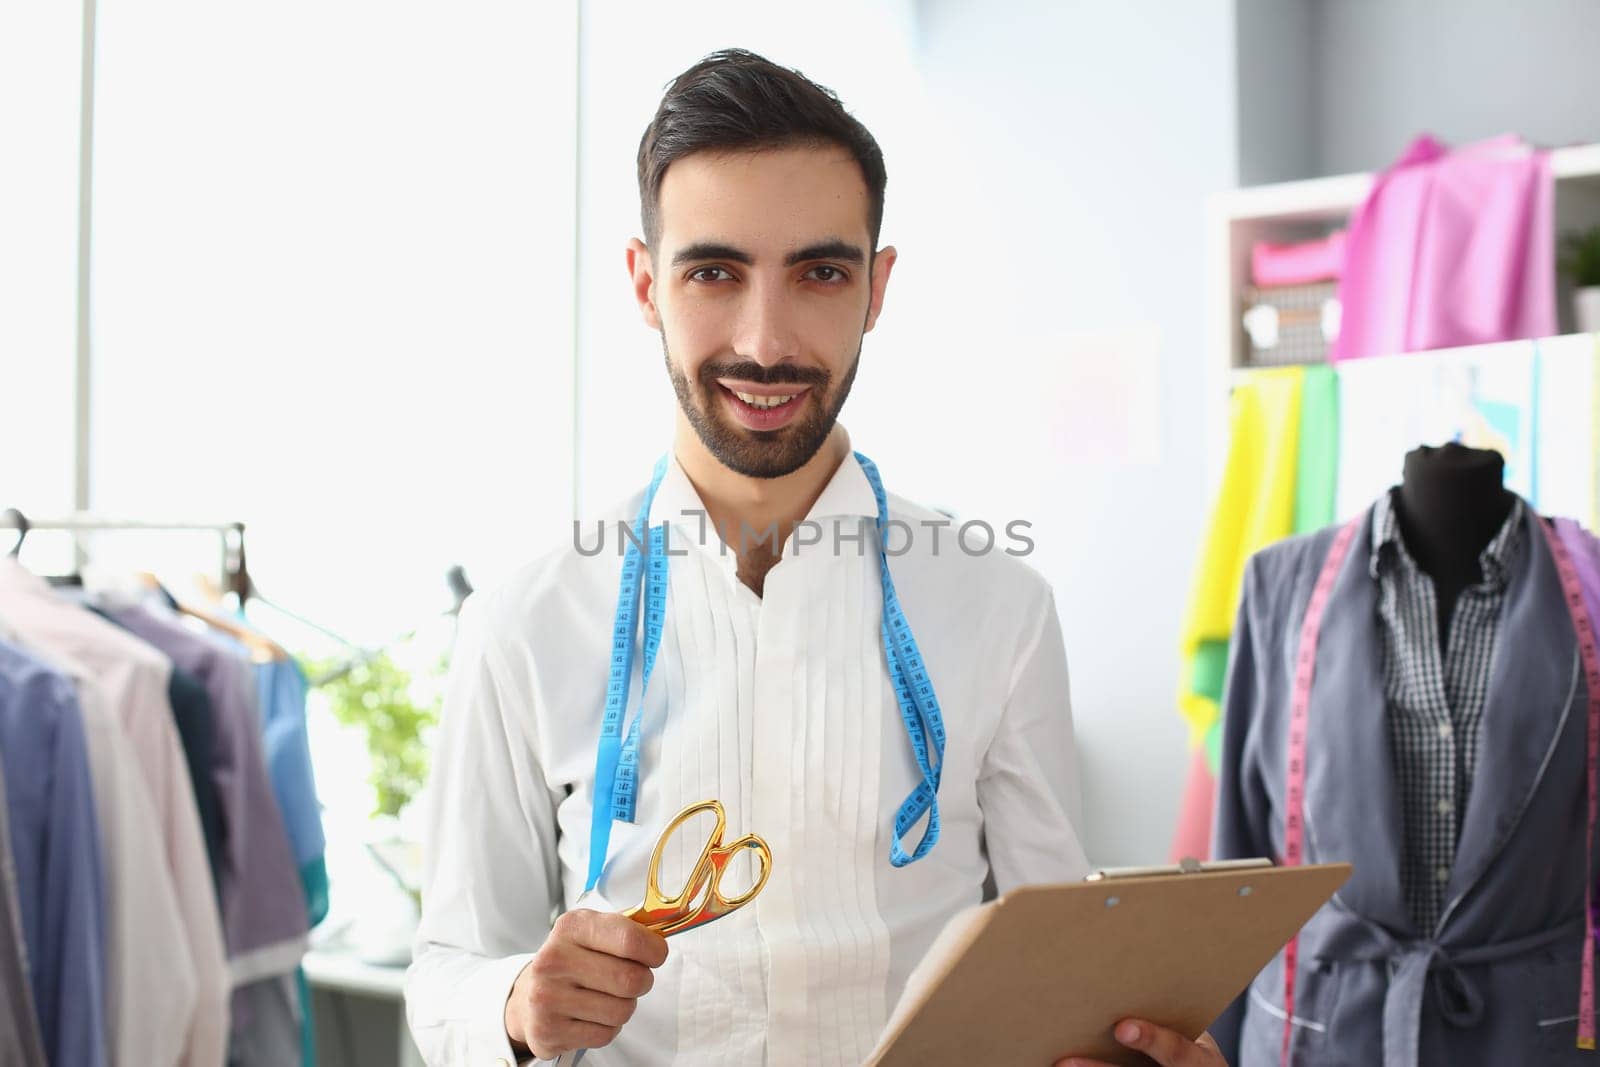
[312,649,443,819]
[1558,224,1600,333]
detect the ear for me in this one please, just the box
[863,245,897,333]
[626,238,663,330]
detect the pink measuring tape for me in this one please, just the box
[1539,520,1600,1052]
[1279,517,1359,1065]
[1280,516,1600,1063]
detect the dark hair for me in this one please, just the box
[637,48,887,253]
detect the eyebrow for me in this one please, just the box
[670,239,867,269]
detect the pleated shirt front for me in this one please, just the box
[406,450,1089,1066]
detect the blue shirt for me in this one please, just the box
[253,658,326,874]
[0,640,108,1067]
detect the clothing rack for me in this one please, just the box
[2,510,477,683]
[0,511,247,595]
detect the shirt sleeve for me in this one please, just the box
[28,669,110,1067]
[405,595,564,1067]
[976,587,1091,892]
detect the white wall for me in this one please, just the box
[906,0,1237,865]
[575,0,1239,866]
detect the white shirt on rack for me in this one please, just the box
[404,450,1089,1067]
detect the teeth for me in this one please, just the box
[733,390,797,409]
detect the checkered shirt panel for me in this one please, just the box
[1367,490,1525,934]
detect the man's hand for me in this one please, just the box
[503,910,669,1060]
[1055,1019,1229,1067]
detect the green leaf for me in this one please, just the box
[303,649,446,818]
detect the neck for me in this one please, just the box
[673,419,852,581]
[1394,444,1513,586]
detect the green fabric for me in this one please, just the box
[1187,639,1230,706]
[301,855,330,928]
[1204,719,1223,777]
[299,856,330,1066]
[1293,364,1340,533]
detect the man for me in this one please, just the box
[404,48,1225,1067]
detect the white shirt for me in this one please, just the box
[405,450,1089,1066]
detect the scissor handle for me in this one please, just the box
[656,831,771,938]
[708,833,772,910]
[623,799,773,937]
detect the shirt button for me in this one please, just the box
[1435,866,1451,882]
[1436,798,1454,815]
[1437,723,1453,739]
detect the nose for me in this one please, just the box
[730,277,801,367]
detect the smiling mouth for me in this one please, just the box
[724,387,803,410]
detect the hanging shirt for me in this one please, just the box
[406,450,1089,1066]
[1369,490,1525,933]
[0,611,200,1067]
[165,662,227,900]
[107,603,310,985]
[251,656,327,903]
[0,758,48,1067]
[0,560,230,1067]
[89,606,227,902]
[0,640,108,1067]
[244,649,328,1067]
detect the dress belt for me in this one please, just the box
[1313,911,1583,1067]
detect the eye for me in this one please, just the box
[687,266,733,283]
[805,265,849,284]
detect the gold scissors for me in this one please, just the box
[621,799,773,937]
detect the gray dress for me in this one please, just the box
[1212,506,1598,1066]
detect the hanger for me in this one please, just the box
[6,507,86,585]
[3,508,29,558]
[137,571,288,664]
[309,565,474,687]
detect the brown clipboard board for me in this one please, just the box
[864,862,1352,1066]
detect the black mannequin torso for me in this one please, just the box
[1391,443,1516,648]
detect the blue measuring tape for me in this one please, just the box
[584,451,946,892]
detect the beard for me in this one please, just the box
[665,338,860,479]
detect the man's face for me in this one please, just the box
[628,144,896,479]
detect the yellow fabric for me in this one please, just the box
[1178,366,1305,743]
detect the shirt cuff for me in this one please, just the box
[465,951,539,1066]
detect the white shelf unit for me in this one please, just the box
[1202,142,1600,491]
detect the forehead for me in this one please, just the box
[656,144,871,251]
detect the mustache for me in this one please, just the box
[698,361,829,387]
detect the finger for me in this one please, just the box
[536,943,657,999]
[562,910,670,967]
[544,985,640,1030]
[527,1018,621,1059]
[1112,1019,1225,1066]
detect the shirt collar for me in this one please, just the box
[1368,487,1525,589]
[646,447,880,563]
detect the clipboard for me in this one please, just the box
[864,861,1352,1066]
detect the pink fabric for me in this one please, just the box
[1251,230,1347,287]
[1331,133,1555,362]
[1168,744,1215,863]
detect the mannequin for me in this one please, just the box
[1391,442,1516,646]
